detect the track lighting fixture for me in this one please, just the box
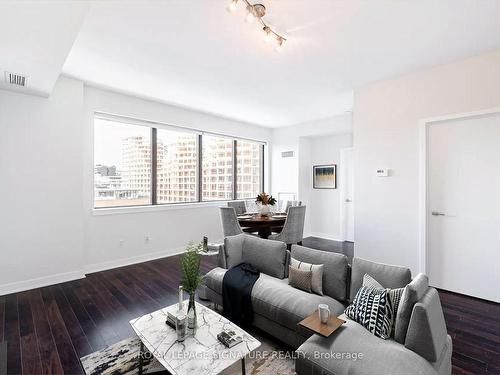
[227,0,287,51]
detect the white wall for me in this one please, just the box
[0,76,272,294]
[82,85,272,272]
[271,114,353,238]
[353,50,500,274]
[271,114,352,201]
[308,134,353,240]
[0,78,86,294]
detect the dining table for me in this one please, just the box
[237,213,287,239]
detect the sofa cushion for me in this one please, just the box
[394,273,429,344]
[350,257,411,302]
[251,273,345,331]
[242,235,287,279]
[223,234,246,269]
[203,267,227,294]
[405,288,447,362]
[291,245,348,301]
[296,313,438,375]
[290,257,324,295]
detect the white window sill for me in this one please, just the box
[92,201,227,216]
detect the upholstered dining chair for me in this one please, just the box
[269,205,306,248]
[219,207,244,237]
[244,199,258,214]
[285,200,302,213]
[227,201,247,215]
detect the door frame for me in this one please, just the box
[418,107,500,274]
[340,147,354,242]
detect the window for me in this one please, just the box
[236,140,263,198]
[94,118,151,207]
[157,129,198,204]
[202,136,233,201]
[93,115,264,208]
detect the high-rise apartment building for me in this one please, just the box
[94,133,262,206]
[157,135,198,203]
[121,135,151,200]
[236,140,262,199]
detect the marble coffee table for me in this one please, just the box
[129,302,261,375]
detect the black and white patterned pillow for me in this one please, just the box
[363,274,404,336]
[344,286,394,339]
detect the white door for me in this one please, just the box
[427,112,500,302]
[341,148,354,242]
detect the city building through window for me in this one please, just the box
[93,116,264,208]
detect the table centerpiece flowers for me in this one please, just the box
[255,192,277,217]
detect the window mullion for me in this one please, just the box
[151,127,157,205]
[198,134,203,202]
[233,140,237,200]
[261,144,265,193]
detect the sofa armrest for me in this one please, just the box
[405,287,448,363]
[207,243,227,268]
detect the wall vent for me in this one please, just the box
[5,71,27,87]
[281,151,294,158]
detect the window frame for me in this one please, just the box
[93,113,265,210]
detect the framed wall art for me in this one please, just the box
[313,164,337,189]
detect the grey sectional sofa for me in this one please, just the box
[202,234,452,375]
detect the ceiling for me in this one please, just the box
[0,1,88,96]
[3,1,500,127]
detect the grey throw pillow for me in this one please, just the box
[288,267,313,293]
[394,273,429,344]
[290,257,324,295]
[363,274,404,337]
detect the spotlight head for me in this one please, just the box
[227,0,238,13]
[276,36,286,52]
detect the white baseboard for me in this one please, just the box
[307,232,345,242]
[0,270,86,296]
[84,246,187,274]
[85,238,223,274]
[1,240,225,296]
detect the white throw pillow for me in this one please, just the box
[290,258,324,295]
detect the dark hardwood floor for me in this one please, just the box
[439,289,500,374]
[0,239,498,374]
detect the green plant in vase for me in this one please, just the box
[181,242,203,329]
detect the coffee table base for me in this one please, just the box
[139,341,144,375]
[241,358,246,375]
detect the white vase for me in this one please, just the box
[259,204,271,216]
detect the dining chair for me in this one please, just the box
[219,207,243,237]
[268,205,306,248]
[285,200,302,213]
[244,199,258,214]
[227,201,247,215]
